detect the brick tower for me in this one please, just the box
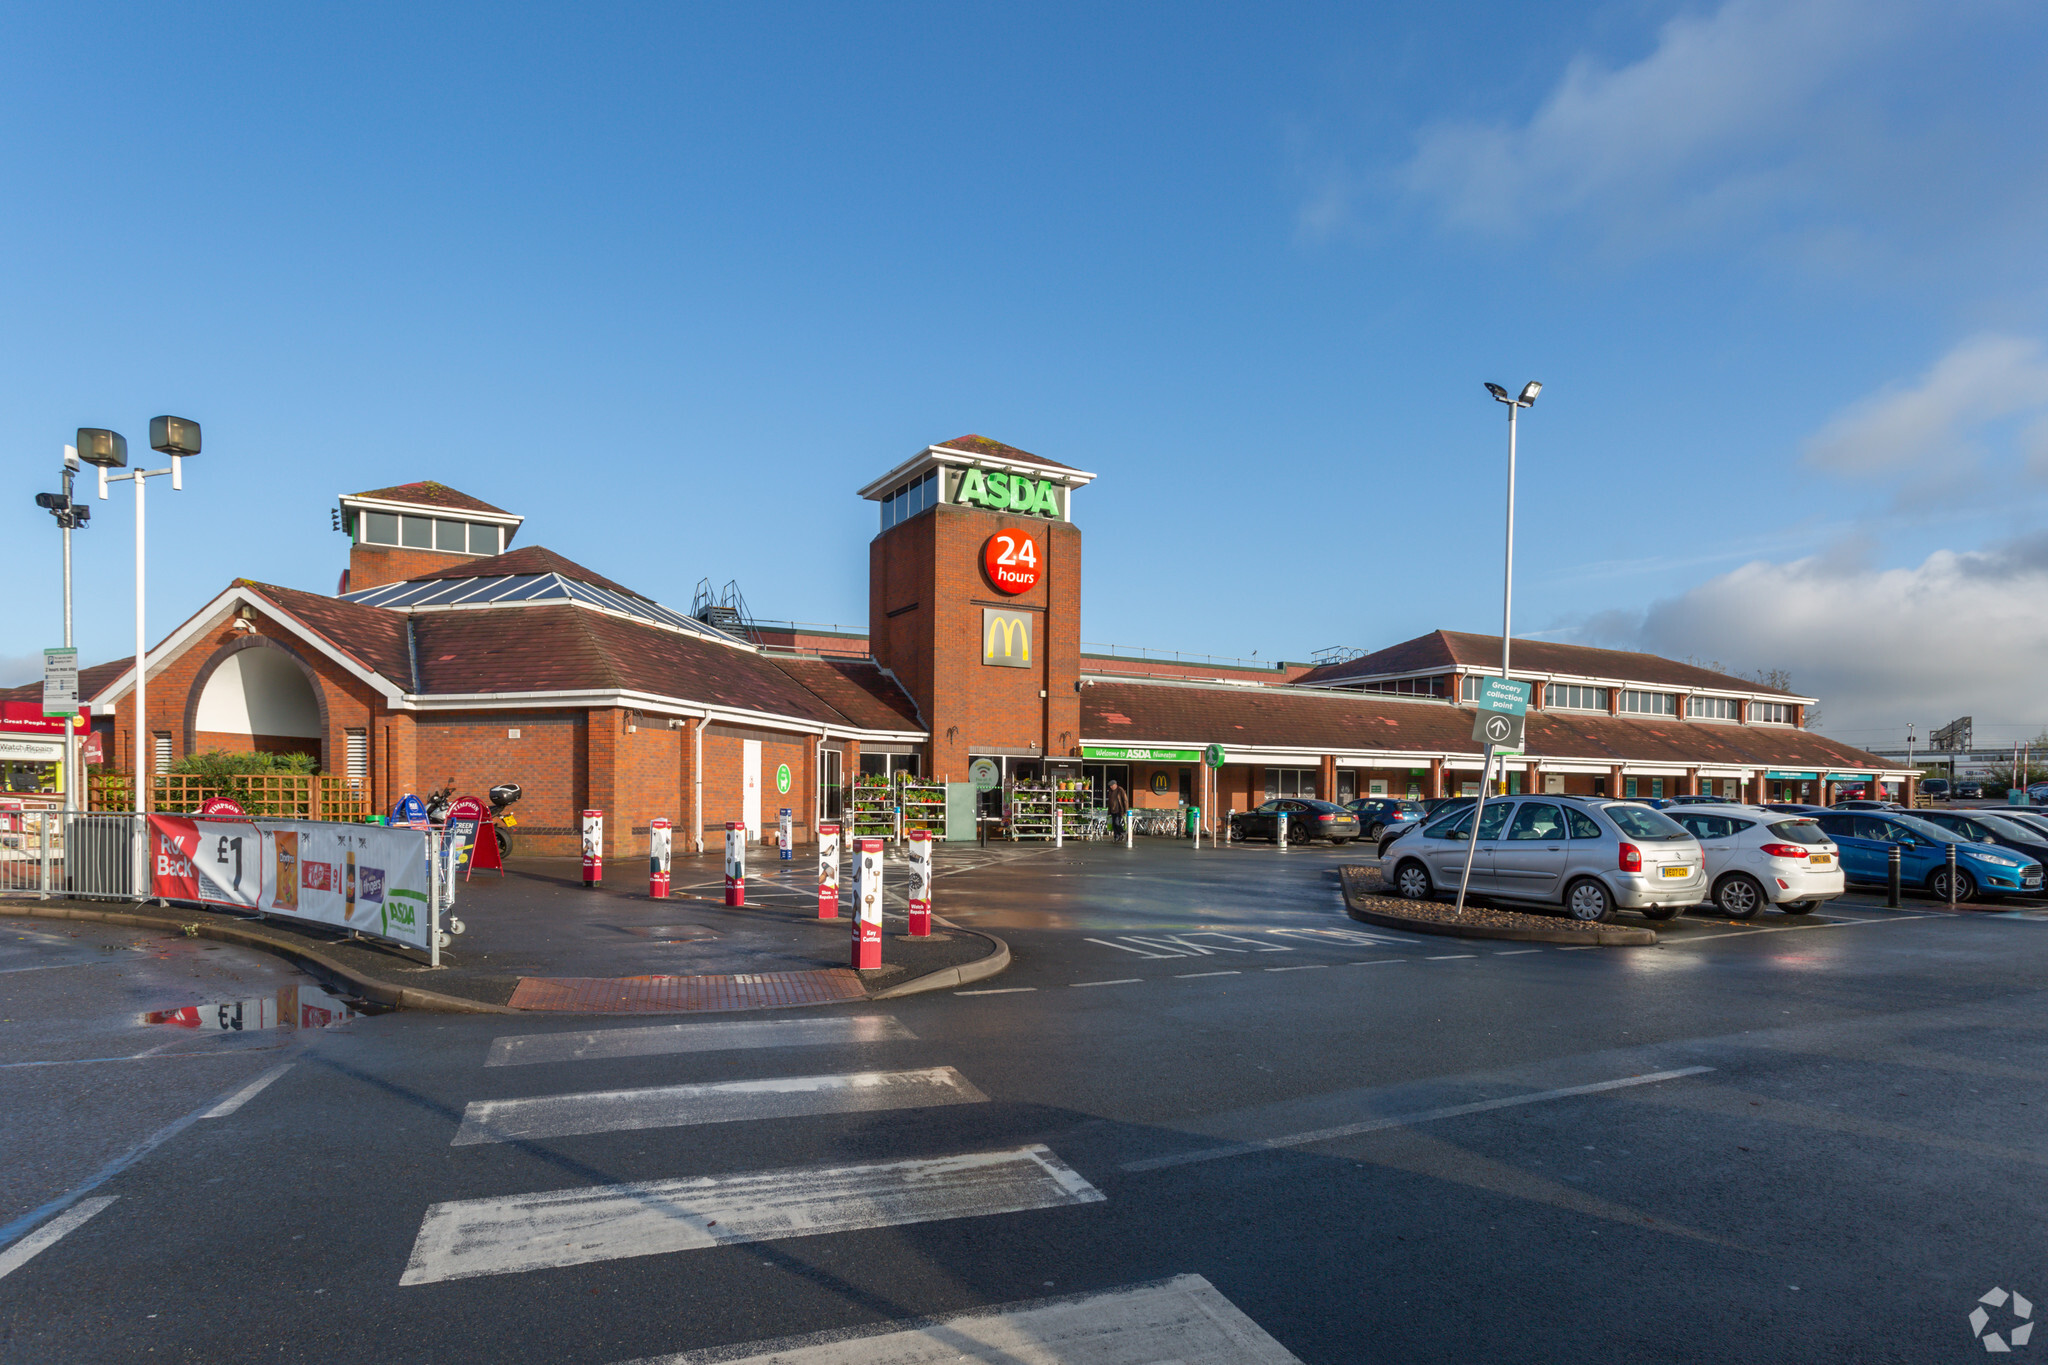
[860,436,1096,781]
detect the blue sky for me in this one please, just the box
[5,0,2047,746]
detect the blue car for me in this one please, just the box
[1813,810,2045,902]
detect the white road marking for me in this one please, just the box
[1123,1067,1716,1172]
[1083,938,1181,959]
[1494,949,1543,956]
[1263,965,1328,972]
[400,1145,1105,1285]
[486,1016,914,1068]
[1176,970,1241,979]
[1265,927,1426,948]
[1555,945,1600,950]
[1346,959,1405,966]
[0,1198,118,1284]
[1425,954,1476,961]
[956,987,1036,996]
[453,1068,987,1146]
[201,1063,294,1118]
[1071,979,1142,988]
[607,1273,1303,1364]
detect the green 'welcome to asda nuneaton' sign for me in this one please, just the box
[950,467,1065,519]
[1081,746,1201,763]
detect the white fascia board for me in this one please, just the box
[1348,663,1819,708]
[91,585,406,708]
[857,446,1098,500]
[400,688,925,743]
[338,494,525,529]
[1620,765,1689,777]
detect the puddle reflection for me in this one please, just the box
[143,982,361,1031]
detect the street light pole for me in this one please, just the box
[1484,381,1541,795]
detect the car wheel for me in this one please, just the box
[1393,860,1433,901]
[1564,878,1614,923]
[1714,873,1765,920]
[1779,899,1817,915]
[1930,868,1978,903]
[1366,821,1385,840]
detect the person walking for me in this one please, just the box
[1107,780,1129,838]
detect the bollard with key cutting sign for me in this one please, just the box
[907,831,932,937]
[725,821,746,906]
[581,809,603,887]
[852,837,884,968]
[649,818,671,898]
[817,822,840,918]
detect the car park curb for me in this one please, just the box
[4,900,521,1014]
[870,919,1011,998]
[1338,867,1658,946]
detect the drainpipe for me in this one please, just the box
[694,715,707,854]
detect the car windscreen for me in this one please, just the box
[1890,814,1961,844]
[1974,814,2046,845]
[1396,801,1424,814]
[1766,818,1829,846]
[1602,804,1691,840]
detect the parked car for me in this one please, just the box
[1811,811,2043,902]
[1665,795,1728,807]
[2027,782,2048,804]
[1761,803,1826,815]
[1380,796,1475,855]
[1345,797,1426,842]
[1663,804,1843,918]
[1830,799,1903,811]
[1230,798,1359,845]
[1384,796,1705,923]
[1919,778,1951,800]
[1998,810,2048,848]
[1954,781,1984,799]
[1913,810,2048,872]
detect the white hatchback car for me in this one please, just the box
[1663,804,1844,918]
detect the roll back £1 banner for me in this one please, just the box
[151,816,433,950]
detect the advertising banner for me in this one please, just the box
[852,837,883,969]
[148,816,433,950]
[816,822,840,919]
[649,817,671,898]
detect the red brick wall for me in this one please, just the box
[870,504,1081,781]
[416,712,584,852]
[347,543,484,593]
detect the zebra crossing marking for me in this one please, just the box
[400,1145,1104,1284]
[603,1273,1304,1364]
[485,1015,914,1068]
[451,1067,987,1145]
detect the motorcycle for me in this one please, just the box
[424,783,455,828]
[488,783,522,859]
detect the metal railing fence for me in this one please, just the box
[0,811,141,900]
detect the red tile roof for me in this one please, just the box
[932,435,1077,472]
[347,482,512,515]
[397,546,642,598]
[1083,678,1895,770]
[0,659,129,703]
[1293,629,1806,698]
[241,580,418,684]
[769,657,923,732]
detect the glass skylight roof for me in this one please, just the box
[340,573,747,645]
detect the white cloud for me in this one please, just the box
[1404,0,1904,234]
[1570,533,2048,741]
[1805,334,2048,473]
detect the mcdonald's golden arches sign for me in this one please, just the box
[982,608,1032,668]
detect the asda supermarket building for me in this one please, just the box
[3,435,1916,854]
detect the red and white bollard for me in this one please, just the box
[581,809,603,887]
[649,817,671,898]
[817,822,841,919]
[852,836,883,969]
[907,830,932,937]
[725,821,746,906]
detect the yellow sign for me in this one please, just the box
[982,608,1032,668]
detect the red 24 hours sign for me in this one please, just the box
[983,529,1041,595]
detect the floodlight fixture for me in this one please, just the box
[75,428,127,468]
[1517,381,1542,406]
[149,415,201,457]
[1484,382,1509,401]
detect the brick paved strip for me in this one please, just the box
[508,970,868,1013]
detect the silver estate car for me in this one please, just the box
[1385,796,1706,922]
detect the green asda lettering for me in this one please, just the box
[954,468,1061,518]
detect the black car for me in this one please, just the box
[1230,799,1359,845]
[1955,781,1984,799]
[1344,797,1426,841]
[1913,809,2048,871]
[1920,778,1951,799]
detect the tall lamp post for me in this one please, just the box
[34,447,91,812]
[1906,724,1917,803]
[1484,380,1540,786]
[85,418,201,825]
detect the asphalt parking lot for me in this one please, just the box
[4,836,2046,1363]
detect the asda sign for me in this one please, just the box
[947,466,1067,520]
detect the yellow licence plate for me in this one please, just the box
[1661,865,1691,879]
[1809,853,1832,865]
